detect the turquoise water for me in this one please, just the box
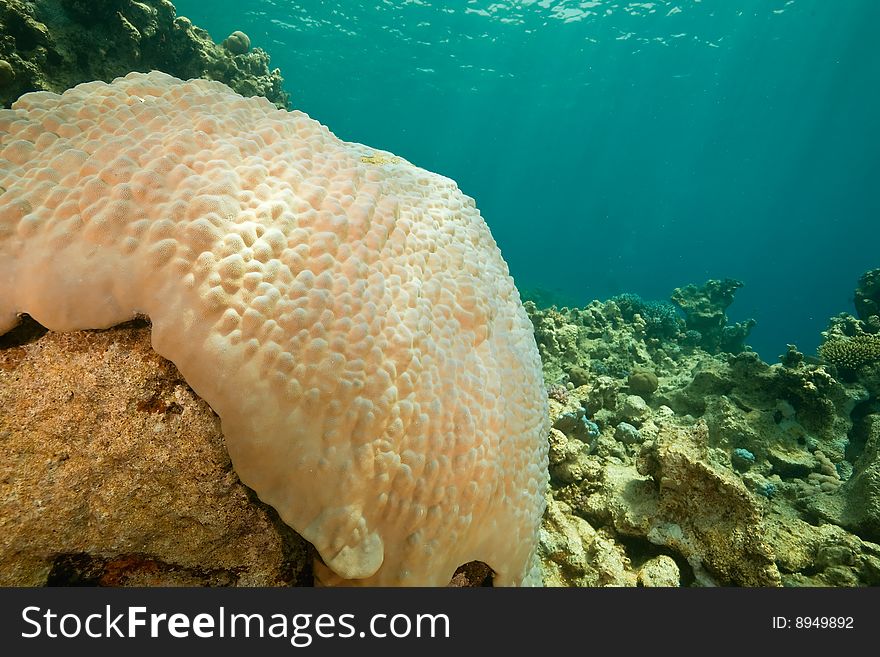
[176,0,880,360]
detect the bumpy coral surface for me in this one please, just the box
[0,71,549,586]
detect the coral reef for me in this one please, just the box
[0,0,289,108]
[855,268,880,322]
[671,278,756,354]
[610,292,683,339]
[634,421,780,586]
[530,270,880,587]
[0,0,877,590]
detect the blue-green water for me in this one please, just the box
[176,0,880,360]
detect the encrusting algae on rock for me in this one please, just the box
[0,318,315,586]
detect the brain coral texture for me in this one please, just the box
[0,71,549,586]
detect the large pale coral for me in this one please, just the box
[0,71,549,586]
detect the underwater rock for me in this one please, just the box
[547,425,601,484]
[575,461,658,546]
[635,422,781,586]
[620,394,650,425]
[766,356,865,462]
[855,268,880,322]
[764,506,880,586]
[555,421,780,586]
[699,395,766,458]
[526,300,656,387]
[526,302,582,383]
[549,388,596,442]
[636,555,680,587]
[779,344,805,368]
[547,428,574,466]
[582,375,621,415]
[0,319,313,586]
[0,0,288,108]
[664,356,733,416]
[666,348,862,465]
[614,422,642,445]
[839,414,880,541]
[539,498,637,587]
[766,446,818,478]
[670,279,756,354]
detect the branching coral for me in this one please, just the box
[819,335,880,370]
